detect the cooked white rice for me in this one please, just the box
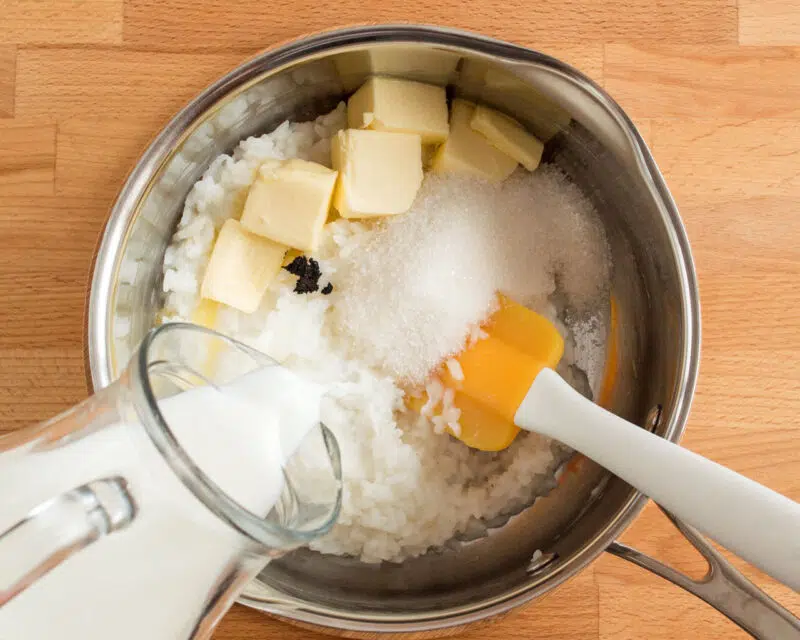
[161,104,608,563]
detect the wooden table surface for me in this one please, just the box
[2,1,799,638]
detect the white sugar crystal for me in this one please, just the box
[333,169,610,384]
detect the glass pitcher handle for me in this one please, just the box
[0,477,137,606]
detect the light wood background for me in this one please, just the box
[1,1,799,638]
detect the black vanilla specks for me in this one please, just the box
[283,256,333,295]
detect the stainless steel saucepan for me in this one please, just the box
[86,25,800,638]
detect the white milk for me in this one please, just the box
[0,366,324,639]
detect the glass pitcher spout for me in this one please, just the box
[0,323,342,640]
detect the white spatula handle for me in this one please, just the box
[515,368,800,591]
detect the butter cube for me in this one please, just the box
[470,105,544,171]
[240,158,337,253]
[431,100,518,182]
[348,76,449,144]
[201,219,287,314]
[331,129,423,219]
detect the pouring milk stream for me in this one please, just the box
[0,323,342,640]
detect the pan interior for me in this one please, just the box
[97,36,693,623]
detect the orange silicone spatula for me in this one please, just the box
[447,297,800,591]
[439,294,564,451]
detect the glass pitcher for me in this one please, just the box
[0,323,342,640]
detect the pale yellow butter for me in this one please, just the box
[331,129,423,219]
[240,158,337,253]
[200,219,287,314]
[431,100,518,182]
[190,298,220,329]
[470,105,544,171]
[347,77,449,144]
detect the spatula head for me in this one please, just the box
[407,296,565,451]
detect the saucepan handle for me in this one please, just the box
[0,477,137,606]
[607,507,800,639]
[518,369,800,590]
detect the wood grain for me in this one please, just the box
[2,3,800,639]
[0,348,86,432]
[0,46,15,117]
[0,119,56,195]
[653,118,800,204]
[14,48,249,127]
[652,118,800,481]
[740,0,800,44]
[123,0,738,50]
[0,196,105,350]
[652,118,800,357]
[599,502,800,637]
[0,0,123,45]
[605,45,800,120]
[595,552,751,640]
[55,119,153,196]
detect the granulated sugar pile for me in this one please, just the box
[332,170,610,383]
[161,107,612,563]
